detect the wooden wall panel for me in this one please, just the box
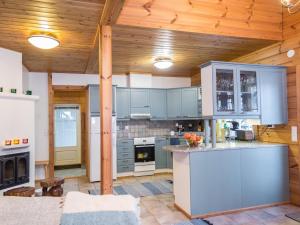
[53,88,88,169]
[117,0,283,41]
[191,72,201,86]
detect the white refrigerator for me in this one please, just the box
[89,116,117,182]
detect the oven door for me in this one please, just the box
[134,145,155,163]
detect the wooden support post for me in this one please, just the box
[48,72,54,178]
[99,25,113,194]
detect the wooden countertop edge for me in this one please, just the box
[174,201,290,219]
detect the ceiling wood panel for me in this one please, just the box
[0,0,105,73]
[117,0,283,41]
[0,0,279,76]
[87,25,276,76]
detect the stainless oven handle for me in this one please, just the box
[134,145,155,148]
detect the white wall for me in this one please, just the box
[152,76,191,88]
[22,65,29,92]
[52,73,99,86]
[0,48,22,92]
[28,72,49,161]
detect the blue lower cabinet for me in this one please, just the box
[166,152,173,169]
[155,139,167,169]
[240,147,289,207]
[117,139,134,173]
[188,146,289,216]
[190,150,242,215]
[117,163,134,173]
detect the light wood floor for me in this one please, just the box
[59,175,300,225]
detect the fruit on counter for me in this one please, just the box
[184,133,203,147]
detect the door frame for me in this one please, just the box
[48,84,89,178]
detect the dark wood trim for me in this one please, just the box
[99,25,113,194]
[52,85,88,91]
[48,72,55,178]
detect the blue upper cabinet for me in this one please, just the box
[130,89,150,115]
[181,87,199,118]
[260,68,287,125]
[167,89,182,119]
[150,89,167,120]
[89,85,100,116]
[201,61,287,124]
[116,88,131,120]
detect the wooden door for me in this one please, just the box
[54,105,81,166]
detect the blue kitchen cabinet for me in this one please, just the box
[130,88,150,115]
[181,87,199,118]
[166,152,173,169]
[117,139,134,173]
[116,88,131,120]
[150,89,167,120]
[190,150,242,215]
[89,85,100,116]
[166,138,173,169]
[260,68,287,125]
[167,88,182,119]
[155,138,167,169]
[240,147,289,207]
[201,61,287,123]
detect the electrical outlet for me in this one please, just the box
[292,126,298,142]
[125,125,129,130]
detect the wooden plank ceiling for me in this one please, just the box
[117,0,283,41]
[85,25,275,76]
[0,0,105,73]
[0,0,280,76]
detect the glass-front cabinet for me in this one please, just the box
[212,64,260,116]
[215,67,236,114]
[237,68,260,115]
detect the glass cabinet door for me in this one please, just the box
[239,70,259,114]
[215,68,235,113]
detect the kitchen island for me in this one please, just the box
[163,142,289,218]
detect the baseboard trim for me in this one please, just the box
[174,201,290,219]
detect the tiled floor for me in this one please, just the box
[58,175,300,225]
[54,166,86,178]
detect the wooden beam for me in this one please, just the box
[99,25,113,194]
[86,0,125,73]
[100,0,125,25]
[48,72,55,178]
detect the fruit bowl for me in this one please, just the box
[184,133,203,147]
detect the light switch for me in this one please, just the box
[291,126,298,142]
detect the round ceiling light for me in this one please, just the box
[28,34,60,49]
[154,58,173,69]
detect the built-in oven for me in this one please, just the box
[134,137,155,176]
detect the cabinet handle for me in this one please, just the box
[144,105,149,107]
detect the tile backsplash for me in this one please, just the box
[117,120,201,138]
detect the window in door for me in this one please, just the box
[54,105,81,166]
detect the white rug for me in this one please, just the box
[0,196,63,225]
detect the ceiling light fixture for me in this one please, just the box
[154,58,173,69]
[28,34,60,49]
[281,0,300,14]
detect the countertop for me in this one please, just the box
[163,141,288,153]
